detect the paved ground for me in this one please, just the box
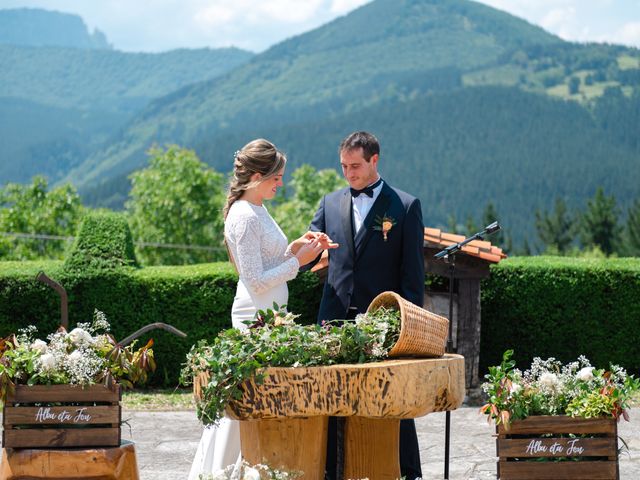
[120,407,640,479]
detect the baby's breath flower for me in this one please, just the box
[577,366,594,382]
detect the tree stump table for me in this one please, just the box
[0,440,140,480]
[226,354,465,479]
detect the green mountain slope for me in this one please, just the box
[0,8,110,49]
[67,0,562,186]
[0,45,253,184]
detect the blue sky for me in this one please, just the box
[1,0,639,52]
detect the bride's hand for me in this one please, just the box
[302,231,338,250]
[295,239,325,266]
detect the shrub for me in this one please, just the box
[480,256,640,376]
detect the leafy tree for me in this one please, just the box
[579,187,622,256]
[0,176,84,260]
[623,199,640,256]
[126,146,226,265]
[271,165,347,240]
[535,198,575,254]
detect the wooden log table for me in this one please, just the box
[225,354,465,479]
[0,440,139,480]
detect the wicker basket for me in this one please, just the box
[367,291,449,358]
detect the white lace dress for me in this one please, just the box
[189,200,299,479]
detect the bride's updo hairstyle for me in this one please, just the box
[223,139,287,219]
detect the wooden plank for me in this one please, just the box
[498,437,616,458]
[3,427,120,448]
[497,416,616,435]
[7,384,120,403]
[498,460,617,479]
[4,405,120,426]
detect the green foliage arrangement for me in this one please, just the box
[0,310,155,404]
[180,304,401,426]
[480,256,640,376]
[64,211,138,271]
[481,350,640,428]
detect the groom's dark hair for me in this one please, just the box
[339,131,380,162]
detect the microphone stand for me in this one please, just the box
[434,221,500,480]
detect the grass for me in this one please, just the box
[122,388,196,411]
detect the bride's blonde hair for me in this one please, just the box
[223,139,287,220]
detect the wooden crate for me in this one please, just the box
[496,415,618,480]
[2,384,121,449]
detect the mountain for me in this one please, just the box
[67,0,562,186]
[0,8,110,49]
[0,10,254,186]
[5,0,640,249]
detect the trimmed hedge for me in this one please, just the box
[480,256,640,376]
[0,261,322,386]
[64,212,138,271]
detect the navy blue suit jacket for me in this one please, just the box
[309,181,425,323]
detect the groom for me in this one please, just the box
[309,131,425,480]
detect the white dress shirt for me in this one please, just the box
[352,177,383,234]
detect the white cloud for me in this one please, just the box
[612,21,640,47]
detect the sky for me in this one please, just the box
[1,0,639,53]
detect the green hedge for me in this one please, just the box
[480,256,640,376]
[0,261,322,386]
[3,255,638,386]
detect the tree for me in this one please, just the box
[579,187,622,256]
[126,145,226,265]
[623,199,640,256]
[0,176,84,260]
[535,198,575,254]
[271,165,347,240]
[568,76,580,95]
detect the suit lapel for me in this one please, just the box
[354,184,392,259]
[340,190,355,260]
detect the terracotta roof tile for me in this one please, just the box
[423,227,507,263]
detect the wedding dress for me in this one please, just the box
[189,200,300,479]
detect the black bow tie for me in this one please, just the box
[350,178,382,198]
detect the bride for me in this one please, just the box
[189,139,336,479]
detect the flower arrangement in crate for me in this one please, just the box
[480,349,639,426]
[0,310,156,449]
[481,350,640,480]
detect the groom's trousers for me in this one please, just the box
[324,311,423,480]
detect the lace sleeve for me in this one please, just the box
[233,214,299,295]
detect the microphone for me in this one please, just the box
[485,221,500,234]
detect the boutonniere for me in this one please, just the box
[373,214,396,242]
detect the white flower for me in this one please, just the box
[243,467,261,480]
[539,372,559,390]
[30,339,47,354]
[39,353,56,371]
[68,350,83,363]
[510,382,522,395]
[577,366,594,382]
[68,327,93,345]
